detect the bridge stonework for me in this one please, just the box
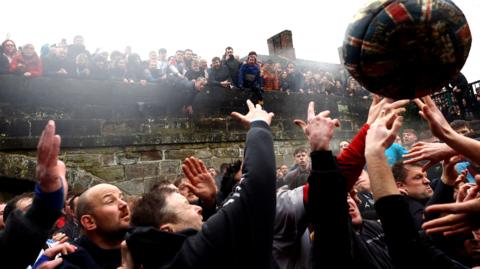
[0,75,368,194]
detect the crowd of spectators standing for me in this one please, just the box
[2,36,479,120]
[0,36,373,98]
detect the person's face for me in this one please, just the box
[87,184,130,235]
[347,195,362,226]
[226,48,234,57]
[200,60,208,69]
[339,141,349,151]
[74,36,84,45]
[0,203,6,230]
[149,51,158,61]
[166,192,203,231]
[194,79,207,91]
[212,59,221,69]
[208,168,217,178]
[191,61,200,71]
[398,166,433,200]
[287,64,295,73]
[175,51,184,61]
[354,170,371,192]
[3,41,15,54]
[402,131,417,146]
[276,168,283,178]
[294,152,309,169]
[280,165,289,176]
[22,45,35,57]
[247,56,256,65]
[158,51,166,61]
[454,126,472,136]
[184,50,193,60]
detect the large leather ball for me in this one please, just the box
[342,0,471,99]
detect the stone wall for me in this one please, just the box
[0,75,369,195]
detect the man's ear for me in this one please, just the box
[159,223,175,233]
[80,215,96,231]
[395,182,409,195]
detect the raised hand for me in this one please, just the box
[293,101,340,151]
[36,120,67,197]
[440,155,464,186]
[231,99,274,127]
[403,142,456,171]
[423,176,480,236]
[366,95,409,125]
[182,157,217,206]
[414,96,453,140]
[365,108,404,156]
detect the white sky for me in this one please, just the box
[1,0,478,81]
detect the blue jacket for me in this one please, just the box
[238,63,263,89]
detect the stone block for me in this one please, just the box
[72,174,93,193]
[193,149,212,159]
[160,160,181,175]
[90,166,125,182]
[65,154,103,168]
[140,150,163,161]
[115,179,145,195]
[115,152,140,165]
[102,154,116,166]
[164,149,195,160]
[125,163,159,180]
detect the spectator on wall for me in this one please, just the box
[10,43,42,77]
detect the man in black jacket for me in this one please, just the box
[295,101,394,269]
[126,99,277,269]
[0,120,67,269]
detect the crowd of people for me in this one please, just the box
[0,36,373,102]
[2,35,480,269]
[1,36,477,119]
[2,92,480,268]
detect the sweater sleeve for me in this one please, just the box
[178,121,276,268]
[0,186,63,269]
[308,150,355,268]
[337,123,369,191]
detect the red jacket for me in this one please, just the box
[10,53,43,76]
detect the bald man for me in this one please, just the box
[58,183,130,269]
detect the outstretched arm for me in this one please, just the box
[0,120,67,269]
[415,96,480,165]
[174,100,276,268]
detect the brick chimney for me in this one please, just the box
[267,30,296,60]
